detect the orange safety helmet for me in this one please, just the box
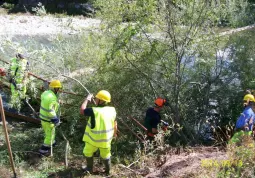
[154,97,167,107]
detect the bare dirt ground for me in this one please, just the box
[144,147,227,178]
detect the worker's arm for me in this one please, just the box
[83,108,95,129]
[80,94,95,129]
[80,99,89,115]
[48,99,59,124]
[80,94,93,115]
[248,116,254,130]
[114,121,117,137]
[152,128,158,134]
[48,99,58,118]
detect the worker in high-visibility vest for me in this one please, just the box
[144,97,168,141]
[80,90,117,175]
[39,80,62,156]
[7,53,29,108]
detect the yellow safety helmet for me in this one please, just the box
[243,94,255,102]
[49,80,62,89]
[95,90,111,102]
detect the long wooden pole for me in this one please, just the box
[118,119,144,142]
[129,117,147,131]
[0,95,17,178]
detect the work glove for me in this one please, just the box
[86,94,94,102]
[161,120,169,127]
[161,120,169,132]
[51,117,60,126]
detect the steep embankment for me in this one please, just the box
[0,14,232,178]
[144,147,227,178]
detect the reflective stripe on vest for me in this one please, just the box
[87,123,114,134]
[39,90,59,122]
[83,106,116,148]
[40,106,54,113]
[84,132,113,142]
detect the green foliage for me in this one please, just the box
[0,0,255,175]
[32,2,47,16]
[3,0,18,4]
[1,2,15,9]
[220,0,255,27]
[202,135,255,177]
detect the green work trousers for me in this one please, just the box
[83,142,111,159]
[10,83,26,100]
[41,121,55,146]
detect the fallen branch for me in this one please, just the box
[61,74,96,104]
[59,128,71,169]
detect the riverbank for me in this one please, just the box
[0,14,101,36]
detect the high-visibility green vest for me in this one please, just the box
[10,58,28,83]
[83,106,116,148]
[39,90,59,122]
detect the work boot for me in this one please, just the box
[103,158,111,176]
[39,145,50,157]
[84,157,93,174]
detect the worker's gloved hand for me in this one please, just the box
[161,120,169,127]
[86,94,94,102]
[16,84,23,90]
[51,117,60,125]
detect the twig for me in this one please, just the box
[61,74,96,104]
[59,128,70,168]
[118,164,140,174]
[127,158,140,168]
[50,127,54,157]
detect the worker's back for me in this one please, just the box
[144,107,161,132]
